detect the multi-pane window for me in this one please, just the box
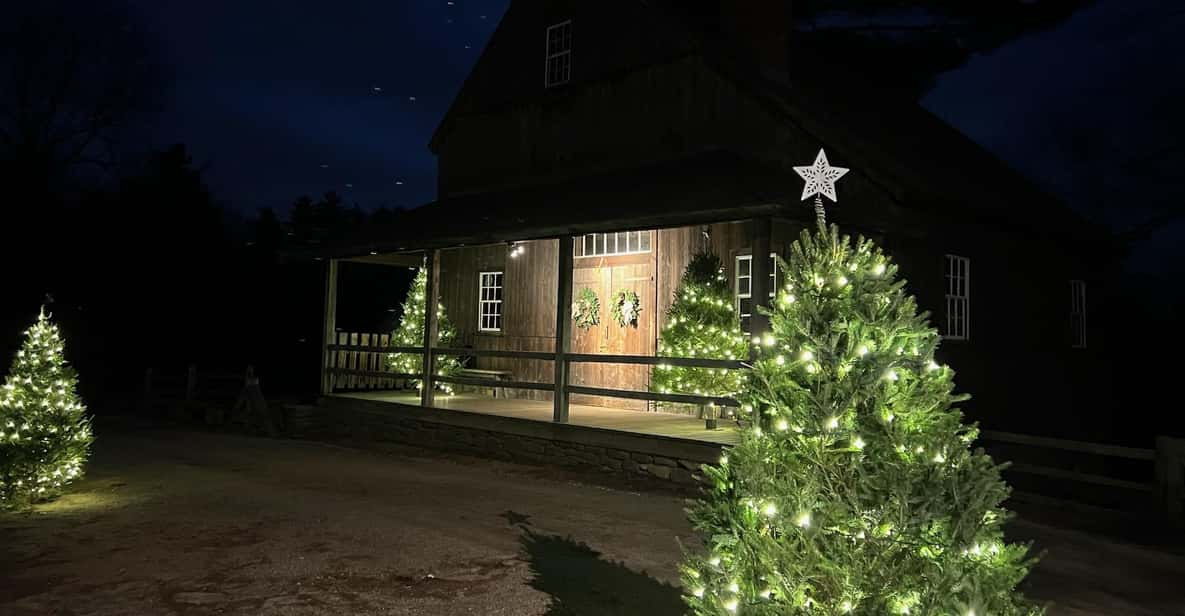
[944,255,970,340]
[478,271,503,332]
[574,231,651,257]
[1070,280,1087,348]
[544,20,572,87]
[736,253,777,334]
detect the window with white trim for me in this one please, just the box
[1070,279,1087,348]
[574,231,651,257]
[544,20,572,87]
[478,271,503,332]
[736,253,777,334]
[944,255,970,340]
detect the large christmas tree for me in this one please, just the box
[387,267,461,393]
[652,252,748,401]
[681,225,1038,615]
[0,308,93,508]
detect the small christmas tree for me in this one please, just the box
[0,308,93,508]
[682,226,1038,615]
[387,268,461,393]
[652,252,748,401]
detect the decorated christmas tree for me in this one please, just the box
[681,152,1038,615]
[652,252,748,401]
[0,308,93,508]
[387,267,461,393]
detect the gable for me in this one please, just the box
[427,0,1106,244]
[430,0,701,154]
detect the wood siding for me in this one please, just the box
[434,223,799,411]
[440,240,558,401]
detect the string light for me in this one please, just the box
[680,226,1033,614]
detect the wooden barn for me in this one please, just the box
[318,0,1113,445]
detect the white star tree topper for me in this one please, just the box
[794,149,849,202]
[794,148,849,224]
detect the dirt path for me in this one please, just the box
[1,424,1183,615]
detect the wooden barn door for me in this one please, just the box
[571,252,655,411]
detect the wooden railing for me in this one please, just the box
[323,334,743,417]
[321,334,1185,521]
[978,430,1185,521]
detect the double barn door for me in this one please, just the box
[570,257,655,410]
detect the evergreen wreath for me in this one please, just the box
[572,287,601,329]
[610,289,642,327]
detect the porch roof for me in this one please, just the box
[324,150,794,258]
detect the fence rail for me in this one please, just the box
[981,429,1155,461]
[325,332,398,390]
[322,332,1185,520]
[142,364,275,436]
[976,429,1183,519]
[324,332,747,409]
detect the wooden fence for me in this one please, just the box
[324,332,400,390]
[143,364,276,436]
[979,429,1185,520]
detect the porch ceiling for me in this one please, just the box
[325,150,795,258]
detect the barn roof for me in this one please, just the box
[334,1,1109,259]
[326,150,794,257]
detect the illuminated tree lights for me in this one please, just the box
[652,252,748,402]
[0,308,93,508]
[387,268,461,393]
[682,226,1039,615]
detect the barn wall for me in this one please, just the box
[439,240,558,401]
[434,222,786,410]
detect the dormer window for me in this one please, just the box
[544,20,572,87]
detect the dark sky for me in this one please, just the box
[132,0,1183,276]
[132,0,507,211]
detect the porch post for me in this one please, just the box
[320,258,339,395]
[750,216,773,352]
[420,250,440,407]
[553,236,574,423]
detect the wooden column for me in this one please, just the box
[553,236,574,423]
[750,217,773,350]
[320,258,339,396]
[420,250,440,407]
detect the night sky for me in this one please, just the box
[133,0,1183,276]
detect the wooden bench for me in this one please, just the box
[455,368,514,398]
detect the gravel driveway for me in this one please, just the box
[2,422,1182,615]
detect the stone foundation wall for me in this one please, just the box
[324,397,724,487]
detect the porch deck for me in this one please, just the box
[332,391,741,446]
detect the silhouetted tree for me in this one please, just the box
[0,1,167,194]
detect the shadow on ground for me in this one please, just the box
[515,515,684,616]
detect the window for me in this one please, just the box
[736,253,778,334]
[944,255,970,340]
[478,271,503,332]
[1070,280,1087,348]
[574,231,651,257]
[544,20,572,87]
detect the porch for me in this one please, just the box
[333,390,741,446]
[318,215,789,447]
